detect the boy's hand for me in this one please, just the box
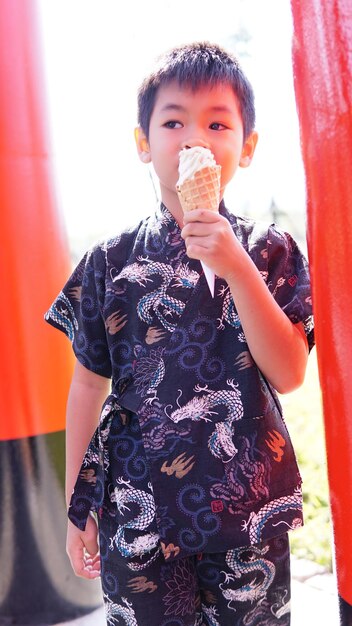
[66,514,101,579]
[181,209,242,281]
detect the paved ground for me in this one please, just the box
[290,556,339,625]
[54,557,340,626]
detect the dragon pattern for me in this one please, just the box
[46,201,313,625]
[109,478,160,570]
[47,291,78,341]
[114,257,199,332]
[104,594,138,626]
[209,434,271,508]
[241,488,303,544]
[217,285,241,330]
[201,605,221,626]
[220,544,275,608]
[134,346,166,403]
[165,379,243,463]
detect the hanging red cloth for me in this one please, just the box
[291,0,352,616]
[0,0,73,440]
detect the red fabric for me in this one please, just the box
[291,0,352,604]
[0,0,73,439]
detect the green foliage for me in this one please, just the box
[279,349,333,571]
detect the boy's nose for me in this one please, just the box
[182,138,210,150]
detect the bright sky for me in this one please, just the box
[38,0,307,255]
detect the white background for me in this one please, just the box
[38,0,307,256]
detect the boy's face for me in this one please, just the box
[136,80,257,215]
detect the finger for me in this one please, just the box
[186,242,213,261]
[68,543,98,579]
[69,549,101,579]
[85,553,101,568]
[183,209,221,224]
[84,552,101,576]
[84,534,99,556]
[185,235,213,251]
[181,222,215,239]
[83,516,99,556]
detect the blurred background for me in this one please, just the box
[37,0,331,570]
[38,0,307,258]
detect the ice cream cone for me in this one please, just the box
[176,165,221,298]
[176,164,221,213]
[176,148,221,298]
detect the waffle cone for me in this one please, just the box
[176,165,221,213]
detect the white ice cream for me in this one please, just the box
[177,146,218,186]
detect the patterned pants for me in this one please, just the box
[79,410,292,625]
[99,520,291,626]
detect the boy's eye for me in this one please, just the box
[163,120,182,129]
[210,122,227,131]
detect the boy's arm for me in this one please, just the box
[224,248,308,394]
[65,360,111,579]
[182,210,309,394]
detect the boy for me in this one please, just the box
[46,42,313,625]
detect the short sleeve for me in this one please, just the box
[266,225,314,351]
[45,245,112,377]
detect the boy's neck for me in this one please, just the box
[160,188,184,228]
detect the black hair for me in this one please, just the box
[137,41,255,141]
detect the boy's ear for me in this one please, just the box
[239,131,258,168]
[134,126,151,164]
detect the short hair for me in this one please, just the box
[137,41,255,142]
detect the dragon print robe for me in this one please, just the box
[45,201,314,563]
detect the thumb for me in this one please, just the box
[83,514,99,555]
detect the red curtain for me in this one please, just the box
[291,0,352,608]
[0,0,74,440]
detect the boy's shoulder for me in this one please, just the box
[83,209,165,273]
[228,210,276,233]
[226,209,277,245]
[88,214,151,258]
[226,208,303,259]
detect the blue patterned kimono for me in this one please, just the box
[45,201,314,567]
